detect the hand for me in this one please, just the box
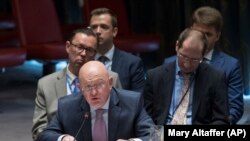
[62,135,76,141]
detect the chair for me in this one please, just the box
[0,48,26,71]
[12,0,68,75]
[0,10,26,71]
[82,0,161,54]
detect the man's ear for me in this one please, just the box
[108,76,113,90]
[215,31,221,42]
[113,27,118,38]
[175,40,179,52]
[65,41,71,53]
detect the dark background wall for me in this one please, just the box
[0,0,249,95]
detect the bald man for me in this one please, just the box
[37,61,154,141]
[32,28,122,140]
[143,28,229,125]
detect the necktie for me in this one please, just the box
[171,76,191,124]
[72,78,80,94]
[93,109,107,141]
[98,56,108,65]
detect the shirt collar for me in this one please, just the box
[204,49,214,61]
[66,64,77,84]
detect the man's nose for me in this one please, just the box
[80,49,87,56]
[96,26,102,33]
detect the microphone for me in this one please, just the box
[74,112,89,141]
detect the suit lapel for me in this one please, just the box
[111,48,121,72]
[192,64,207,120]
[211,50,224,67]
[158,62,176,124]
[108,89,121,141]
[55,68,67,98]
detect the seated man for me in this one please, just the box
[37,61,154,141]
[144,28,229,125]
[32,28,122,140]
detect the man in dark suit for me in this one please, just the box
[191,6,244,124]
[32,28,122,140]
[37,61,154,141]
[144,28,229,125]
[89,8,145,92]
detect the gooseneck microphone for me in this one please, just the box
[74,112,89,141]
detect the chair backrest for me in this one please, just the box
[12,0,63,46]
[83,0,130,36]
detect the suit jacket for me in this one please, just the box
[210,50,244,124]
[144,59,230,125]
[112,48,145,92]
[163,49,244,124]
[32,68,122,140]
[37,88,154,141]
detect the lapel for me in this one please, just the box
[210,50,224,67]
[55,68,67,98]
[111,48,122,71]
[108,89,121,141]
[78,97,92,141]
[158,62,176,124]
[192,63,208,120]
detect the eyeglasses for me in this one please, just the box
[178,52,201,63]
[70,42,96,56]
[82,80,107,93]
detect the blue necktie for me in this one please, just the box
[73,78,80,94]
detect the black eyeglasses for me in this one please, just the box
[178,52,201,63]
[70,42,96,56]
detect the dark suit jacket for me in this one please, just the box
[163,49,244,124]
[32,68,122,140]
[37,88,154,141]
[112,48,145,92]
[144,59,230,125]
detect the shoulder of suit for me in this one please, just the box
[215,50,239,63]
[148,63,171,74]
[38,69,66,83]
[59,93,82,104]
[200,62,224,75]
[114,48,142,61]
[163,55,176,64]
[114,88,140,98]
